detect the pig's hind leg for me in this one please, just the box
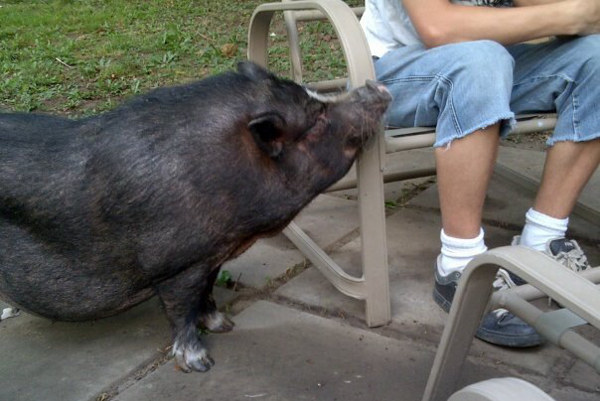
[156,265,231,372]
[197,267,234,333]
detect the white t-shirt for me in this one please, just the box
[360,0,514,58]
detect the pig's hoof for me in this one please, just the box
[200,310,235,333]
[173,339,215,373]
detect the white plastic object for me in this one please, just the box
[448,378,555,401]
[0,307,20,321]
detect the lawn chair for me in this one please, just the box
[423,246,600,401]
[248,1,600,400]
[247,0,563,328]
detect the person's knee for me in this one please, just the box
[550,35,600,145]
[444,40,514,81]
[570,35,600,80]
[437,40,514,108]
[569,34,600,57]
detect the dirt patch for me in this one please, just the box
[501,130,550,152]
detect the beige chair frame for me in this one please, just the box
[247,0,575,328]
[424,248,600,401]
[249,1,600,399]
[249,0,392,327]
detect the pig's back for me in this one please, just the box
[0,113,93,239]
[0,113,87,188]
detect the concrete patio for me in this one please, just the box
[1,145,599,401]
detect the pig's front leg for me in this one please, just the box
[156,265,228,373]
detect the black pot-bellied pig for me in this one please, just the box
[0,62,391,372]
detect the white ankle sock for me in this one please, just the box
[518,208,568,251]
[438,228,487,276]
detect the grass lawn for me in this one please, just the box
[1,0,360,117]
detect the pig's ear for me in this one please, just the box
[238,62,273,81]
[248,113,286,158]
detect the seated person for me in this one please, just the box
[361,0,600,347]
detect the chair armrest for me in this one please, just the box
[247,0,375,88]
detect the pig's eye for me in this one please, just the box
[299,114,329,141]
[312,101,327,116]
[346,136,362,149]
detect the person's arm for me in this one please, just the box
[403,0,600,47]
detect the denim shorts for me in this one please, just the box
[374,35,600,147]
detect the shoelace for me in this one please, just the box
[551,246,589,272]
[546,240,590,306]
[491,240,593,318]
[492,268,518,291]
[489,269,518,318]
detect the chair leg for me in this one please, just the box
[357,127,391,327]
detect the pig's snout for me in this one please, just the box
[349,80,392,107]
[331,80,391,152]
[366,80,391,97]
[343,81,392,126]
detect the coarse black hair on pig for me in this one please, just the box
[0,61,390,372]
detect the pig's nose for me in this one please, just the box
[348,80,392,105]
[365,80,390,96]
[363,80,392,104]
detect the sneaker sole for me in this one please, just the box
[432,287,452,313]
[434,286,544,348]
[475,327,544,348]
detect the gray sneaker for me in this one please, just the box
[545,237,590,271]
[512,235,590,271]
[433,257,543,348]
[510,236,591,285]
